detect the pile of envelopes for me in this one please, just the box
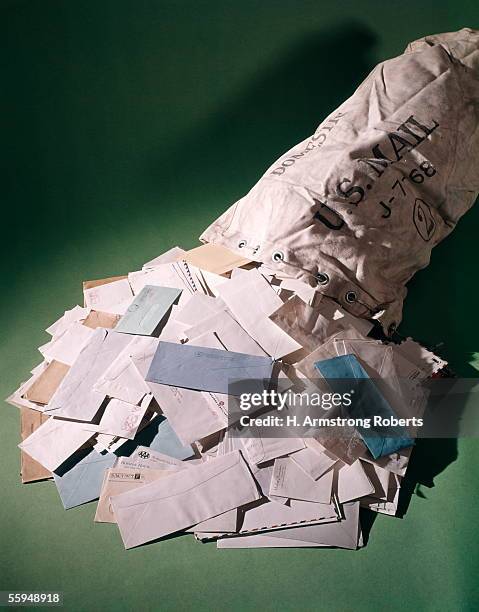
[7,242,447,550]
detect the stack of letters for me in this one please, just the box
[7,243,447,549]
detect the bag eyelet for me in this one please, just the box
[238,240,247,249]
[272,250,285,262]
[316,272,329,285]
[345,291,357,303]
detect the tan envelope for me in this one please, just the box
[95,467,174,523]
[182,243,251,275]
[82,275,128,290]
[19,408,52,483]
[22,360,69,405]
[82,310,121,329]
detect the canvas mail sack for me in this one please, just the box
[200,28,479,333]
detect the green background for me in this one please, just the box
[2,2,479,610]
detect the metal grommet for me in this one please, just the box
[316,272,329,285]
[238,240,247,249]
[272,250,284,262]
[345,291,357,303]
[388,323,397,336]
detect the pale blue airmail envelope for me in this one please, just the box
[115,285,182,335]
[53,449,117,510]
[314,354,414,459]
[145,341,274,395]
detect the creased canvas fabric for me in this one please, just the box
[200,28,479,333]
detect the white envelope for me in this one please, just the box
[218,502,360,549]
[337,460,375,503]
[94,336,155,405]
[84,278,134,315]
[116,446,187,471]
[174,293,225,326]
[94,433,129,454]
[216,269,301,358]
[194,269,230,297]
[45,329,132,421]
[270,457,333,503]
[128,263,193,305]
[290,445,337,480]
[360,460,390,500]
[40,322,94,366]
[242,434,305,465]
[238,497,339,534]
[157,313,189,343]
[6,364,50,412]
[186,309,267,356]
[45,305,90,337]
[361,472,401,516]
[142,246,186,269]
[18,418,94,472]
[393,338,447,377]
[111,450,261,548]
[367,447,412,477]
[84,397,150,439]
[190,509,238,534]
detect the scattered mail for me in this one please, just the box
[7,238,448,551]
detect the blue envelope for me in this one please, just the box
[117,415,194,460]
[115,285,182,336]
[148,417,194,459]
[314,353,414,459]
[145,341,274,395]
[53,449,117,510]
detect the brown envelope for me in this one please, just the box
[82,310,121,329]
[20,408,52,483]
[82,275,128,291]
[182,243,251,275]
[23,360,69,405]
